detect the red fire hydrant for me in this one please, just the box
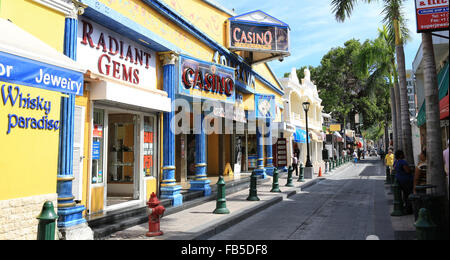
[146,192,165,237]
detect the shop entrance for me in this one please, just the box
[106,113,139,206]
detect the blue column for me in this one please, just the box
[265,117,274,176]
[160,53,183,206]
[254,120,267,179]
[190,111,211,196]
[57,17,86,228]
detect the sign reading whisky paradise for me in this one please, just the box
[228,21,289,53]
[415,0,449,32]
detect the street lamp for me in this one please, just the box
[303,101,313,167]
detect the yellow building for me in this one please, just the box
[0,0,85,240]
[2,0,290,239]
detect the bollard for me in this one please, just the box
[298,163,305,182]
[270,168,281,192]
[286,166,294,187]
[390,176,404,216]
[414,208,437,240]
[213,176,230,214]
[385,167,391,184]
[247,171,260,201]
[36,201,59,240]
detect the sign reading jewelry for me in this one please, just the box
[77,19,157,88]
[179,55,235,103]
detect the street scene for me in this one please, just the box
[0,0,448,244]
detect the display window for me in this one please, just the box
[92,108,105,184]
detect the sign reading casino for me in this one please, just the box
[179,55,235,103]
[227,11,290,54]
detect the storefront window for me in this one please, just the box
[92,108,105,184]
[143,116,156,177]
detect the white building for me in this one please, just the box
[280,68,325,174]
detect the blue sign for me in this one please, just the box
[255,93,275,119]
[0,51,84,96]
[178,55,235,103]
[92,141,101,160]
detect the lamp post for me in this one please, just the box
[303,102,313,167]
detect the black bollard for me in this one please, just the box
[270,168,281,192]
[247,171,260,201]
[286,166,294,187]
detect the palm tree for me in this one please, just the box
[331,0,414,163]
[421,32,448,207]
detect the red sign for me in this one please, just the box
[415,0,449,32]
[440,95,449,119]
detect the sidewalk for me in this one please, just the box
[106,163,352,240]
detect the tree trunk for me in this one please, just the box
[422,32,447,197]
[396,44,414,164]
[384,116,390,153]
[390,86,398,151]
[422,32,449,239]
[393,80,403,151]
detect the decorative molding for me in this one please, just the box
[160,52,179,66]
[32,0,73,16]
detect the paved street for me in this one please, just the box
[209,158,396,240]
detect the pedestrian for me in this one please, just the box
[353,150,358,164]
[385,149,394,176]
[292,152,299,176]
[413,149,427,194]
[394,150,413,214]
[444,140,449,176]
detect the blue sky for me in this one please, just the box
[216,0,422,78]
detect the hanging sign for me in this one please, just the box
[228,22,289,53]
[178,55,235,103]
[415,0,449,33]
[0,51,83,96]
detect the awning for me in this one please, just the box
[0,18,85,95]
[311,130,324,143]
[293,127,309,143]
[333,131,342,138]
[90,80,171,112]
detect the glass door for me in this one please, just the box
[106,113,139,206]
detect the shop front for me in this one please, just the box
[172,54,237,194]
[0,17,85,239]
[76,18,171,214]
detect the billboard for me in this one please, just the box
[415,0,449,33]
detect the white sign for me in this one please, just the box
[77,19,156,89]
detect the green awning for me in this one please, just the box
[417,61,449,127]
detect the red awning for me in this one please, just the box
[440,95,449,119]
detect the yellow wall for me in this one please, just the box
[146,178,157,202]
[161,0,230,46]
[97,0,214,62]
[207,134,219,176]
[0,83,62,200]
[0,0,66,53]
[75,90,91,208]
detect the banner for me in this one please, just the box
[0,51,84,96]
[254,93,275,119]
